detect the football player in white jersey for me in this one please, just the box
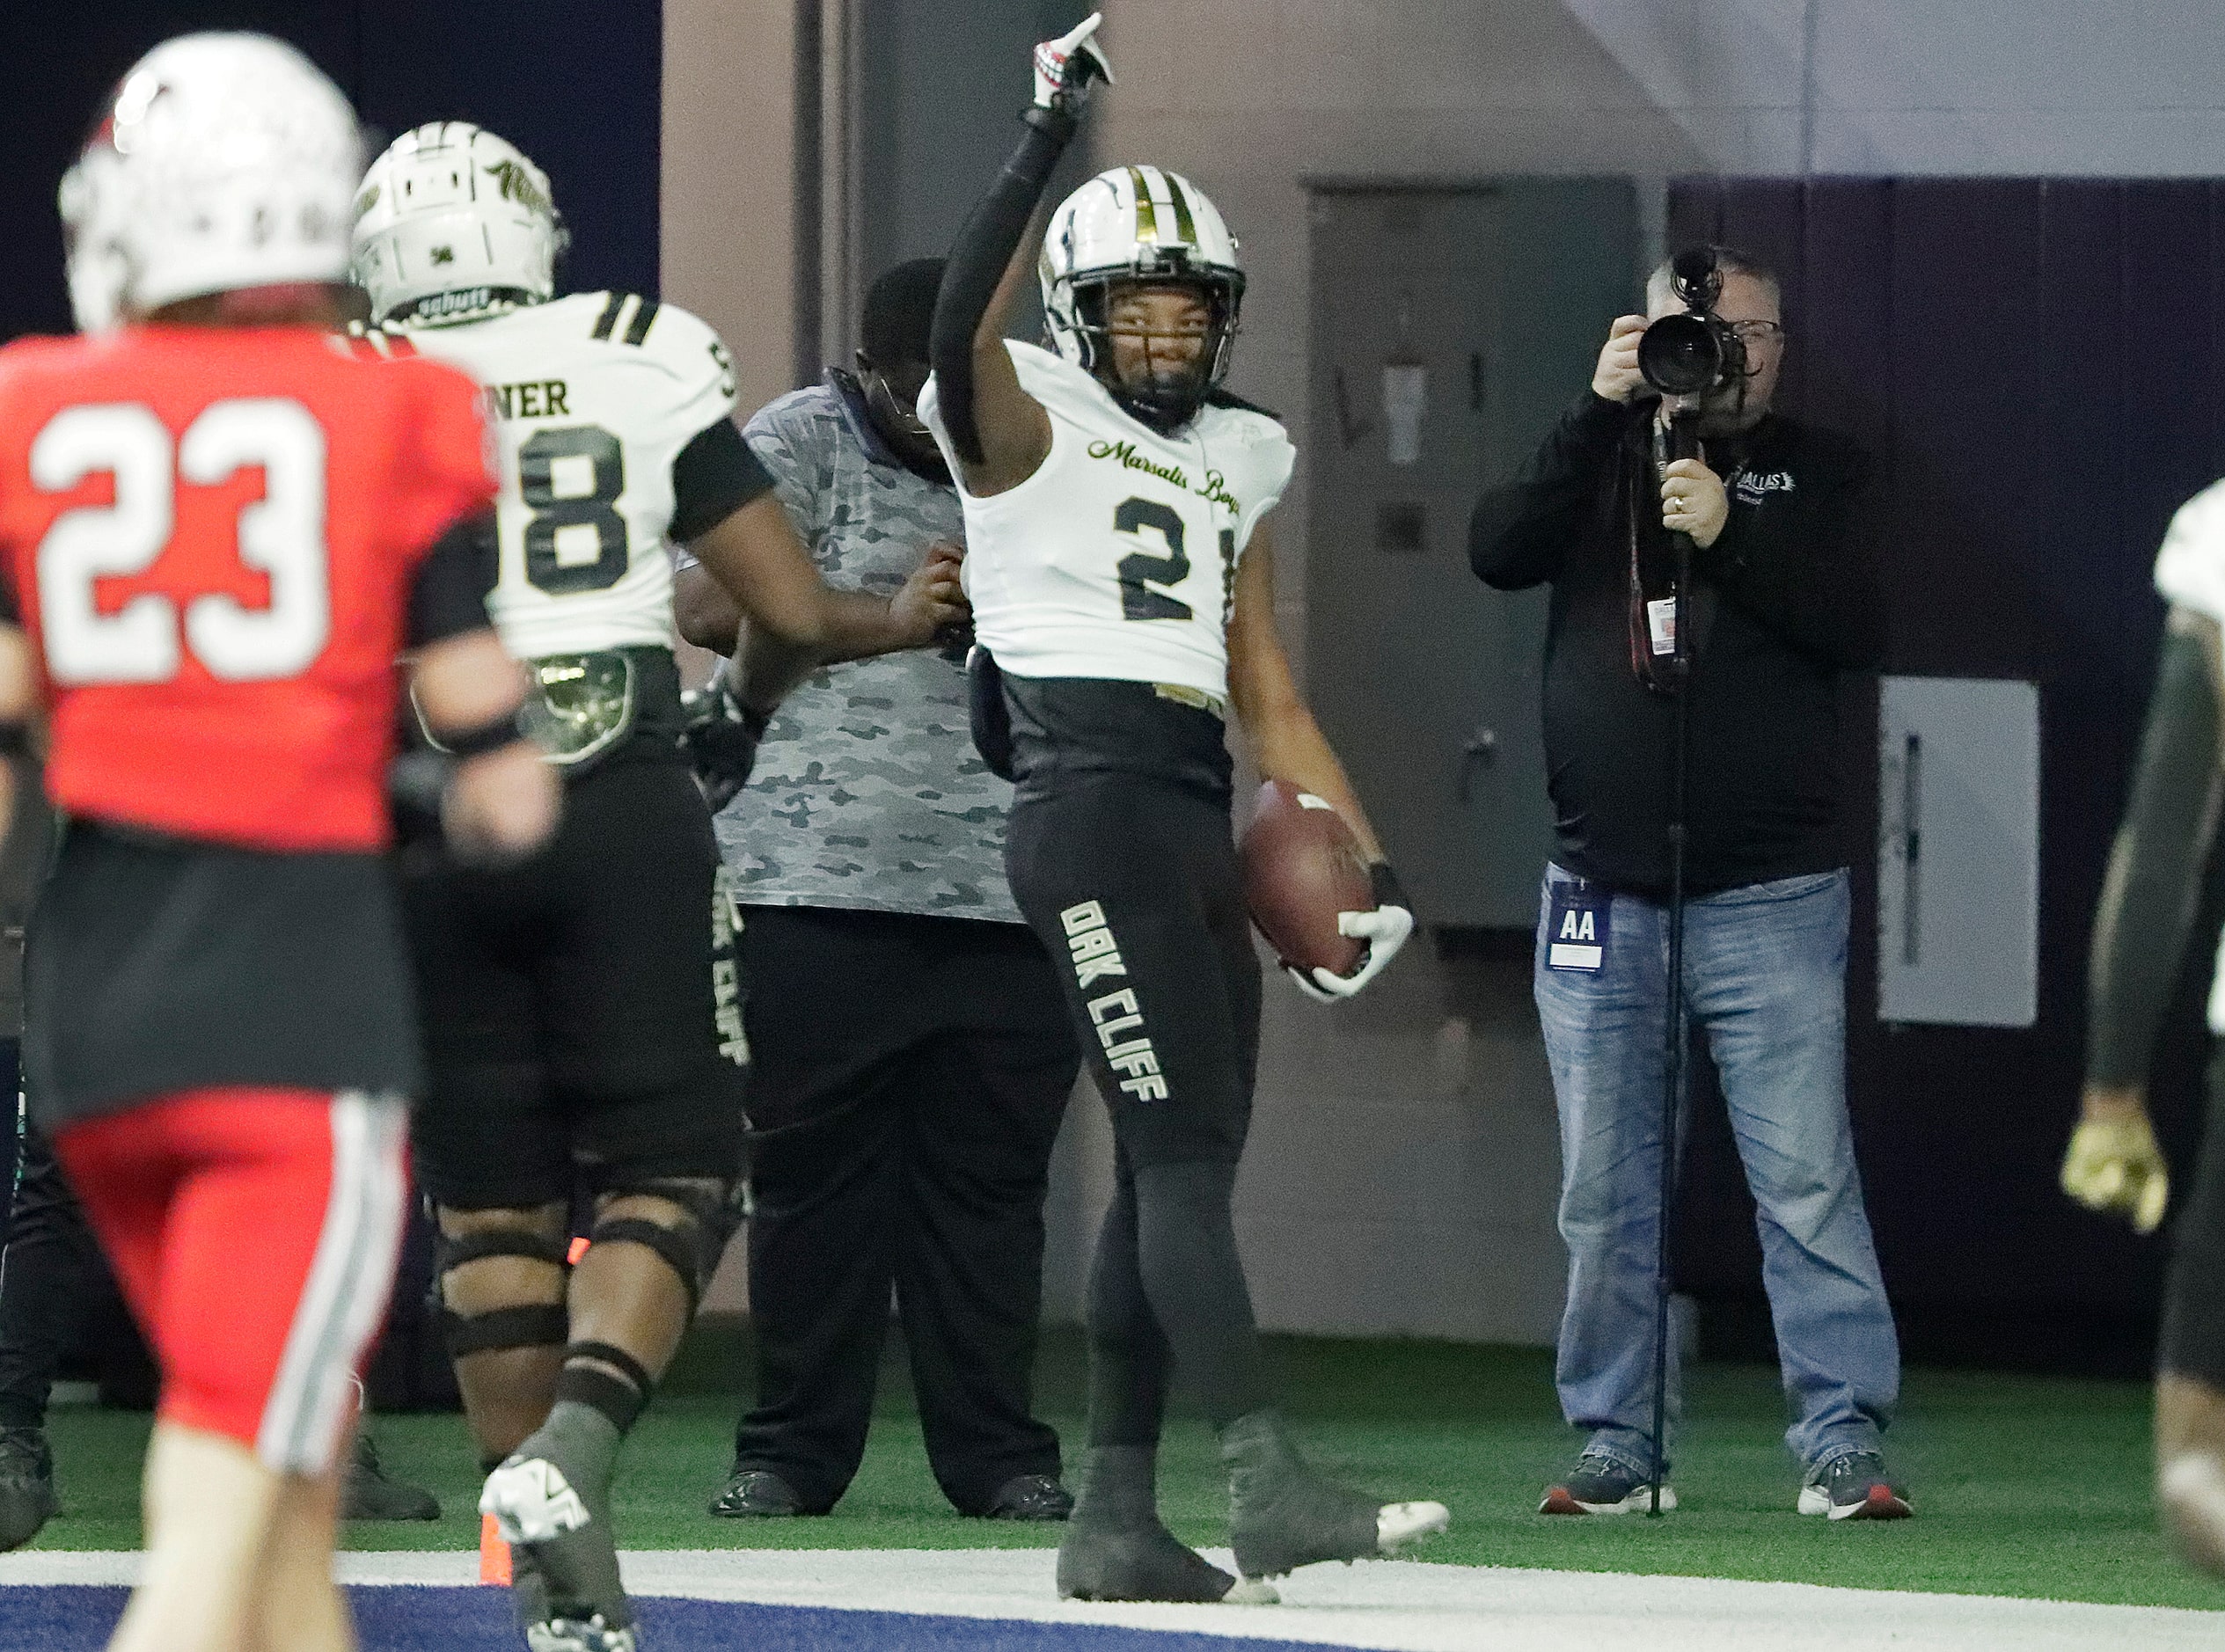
[351,122,961,1652]
[919,16,1445,1604]
[2066,479,2225,1575]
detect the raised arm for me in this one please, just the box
[928,13,1111,496]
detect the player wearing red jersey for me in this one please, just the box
[0,35,558,1652]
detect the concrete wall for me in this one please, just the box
[1566,0,2225,175]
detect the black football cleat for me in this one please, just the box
[1220,1410,1448,1582]
[1056,1445,1267,1604]
[0,1428,55,1551]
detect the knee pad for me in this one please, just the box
[436,1226,571,1358]
[587,1175,741,1311]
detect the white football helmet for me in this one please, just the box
[1040,164,1246,429]
[350,122,567,326]
[59,33,361,334]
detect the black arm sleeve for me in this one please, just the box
[670,416,776,545]
[407,508,498,647]
[929,106,1079,466]
[1697,432,1884,669]
[1467,391,1630,590]
[2087,625,2225,1086]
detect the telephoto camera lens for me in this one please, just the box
[1638,312,1734,398]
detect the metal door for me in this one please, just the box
[1305,179,1637,929]
[1877,676,2041,1028]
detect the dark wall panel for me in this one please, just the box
[0,4,659,345]
[1666,177,2225,1372]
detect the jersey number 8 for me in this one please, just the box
[519,425,628,595]
[33,399,329,687]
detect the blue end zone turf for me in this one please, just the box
[0,1585,1367,1652]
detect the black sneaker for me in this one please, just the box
[708,1466,805,1517]
[1797,1451,1911,1521]
[985,1473,1074,1522]
[0,1427,55,1550]
[1540,1451,1676,1516]
[341,1431,439,1521]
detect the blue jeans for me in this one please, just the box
[1534,864,1899,1476]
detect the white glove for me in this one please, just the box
[1032,12,1116,114]
[2062,1108,2170,1235]
[1284,864,1416,1002]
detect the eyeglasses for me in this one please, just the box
[1727,320,1784,345]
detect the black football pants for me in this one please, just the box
[1005,768,1271,1444]
[731,905,1078,1514]
[2163,1047,2225,1387]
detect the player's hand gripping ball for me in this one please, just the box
[2062,1110,2170,1235]
[1032,11,1116,115]
[1241,780,1415,1001]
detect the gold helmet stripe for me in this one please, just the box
[1127,165,1160,245]
[1163,172,1199,246]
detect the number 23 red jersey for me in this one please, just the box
[0,325,494,852]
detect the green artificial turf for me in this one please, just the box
[24,1326,2225,1612]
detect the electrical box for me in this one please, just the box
[1877,676,2040,1027]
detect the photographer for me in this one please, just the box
[1468,248,1907,1521]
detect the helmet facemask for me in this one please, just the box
[1068,268,1243,434]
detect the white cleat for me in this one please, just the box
[1225,1576,1281,1604]
[480,1458,592,1546]
[2162,1451,2225,1571]
[524,1616,636,1652]
[1377,1499,1450,1554]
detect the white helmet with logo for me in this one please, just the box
[350,122,567,327]
[1040,165,1246,430]
[60,33,361,334]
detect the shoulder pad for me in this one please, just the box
[343,323,420,362]
[1206,386,1283,423]
[579,291,735,407]
[574,291,708,357]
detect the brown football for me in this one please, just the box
[1241,779,1372,976]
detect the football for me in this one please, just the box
[1240,779,1372,977]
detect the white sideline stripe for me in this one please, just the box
[256,1093,409,1475]
[4,1547,2219,1651]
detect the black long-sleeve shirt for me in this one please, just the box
[1469,391,1882,896]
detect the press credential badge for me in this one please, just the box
[1548,882,1609,972]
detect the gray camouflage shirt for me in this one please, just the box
[698,375,1021,923]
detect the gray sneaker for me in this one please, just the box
[1540,1451,1676,1516]
[0,1428,55,1550]
[1797,1451,1912,1521]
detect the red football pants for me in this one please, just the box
[54,1088,408,1475]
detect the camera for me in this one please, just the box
[1638,246,1746,399]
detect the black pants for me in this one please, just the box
[0,1039,106,1431]
[732,905,1079,1514]
[405,746,748,1209]
[1004,757,1270,1441]
[2163,1047,2225,1385]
